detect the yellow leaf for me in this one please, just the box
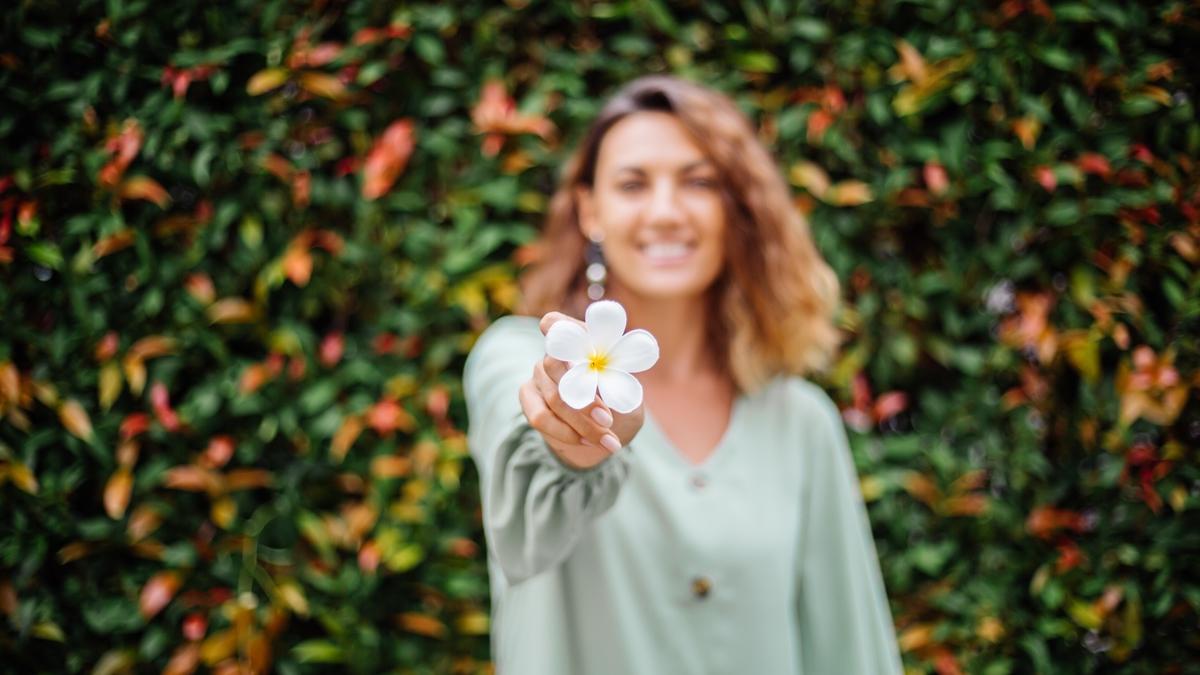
[211,496,236,529]
[200,628,238,665]
[456,609,489,635]
[859,475,883,502]
[59,399,93,441]
[8,461,38,495]
[246,68,289,95]
[99,362,122,411]
[298,72,348,100]
[122,356,146,396]
[977,616,1005,642]
[207,298,257,324]
[825,180,874,206]
[1067,599,1103,630]
[104,467,133,519]
[277,580,310,617]
[31,621,65,642]
[788,161,831,198]
[92,649,136,675]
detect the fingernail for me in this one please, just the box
[591,408,613,427]
[600,434,621,453]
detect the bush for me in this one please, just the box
[1,0,1197,672]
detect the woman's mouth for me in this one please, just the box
[639,242,695,265]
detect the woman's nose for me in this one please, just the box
[645,180,683,226]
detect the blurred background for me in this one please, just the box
[1,0,1198,673]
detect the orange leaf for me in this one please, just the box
[128,335,178,361]
[331,414,364,462]
[224,468,273,491]
[184,273,216,305]
[127,504,162,541]
[163,643,200,675]
[396,612,446,639]
[118,176,171,208]
[139,571,181,618]
[894,40,928,85]
[282,243,313,287]
[370,455,411,479]
[0,361,19,407]
[825,180,874,206]
[362,119,416,200]
[163,466,221,494]
[93,229,136,259]
[246,68,289,96]
[58,399,94,441]
[104,467,133,519]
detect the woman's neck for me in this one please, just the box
[605,283,718,384]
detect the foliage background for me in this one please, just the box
[2,0,1199,673]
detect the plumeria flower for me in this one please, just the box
[544,301,659,414]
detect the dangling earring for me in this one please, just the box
[585,230,607,301]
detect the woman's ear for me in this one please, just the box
[574,185,598,239]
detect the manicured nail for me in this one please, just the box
[600,434,621,453]
[591,408,613,427]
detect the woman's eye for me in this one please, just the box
[689,178,716,189]
[619,182,642,192]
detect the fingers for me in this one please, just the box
[532,360,620,452]
[520,381,581,446]
[539,311,585,336]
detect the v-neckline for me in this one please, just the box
[640,392,747,472]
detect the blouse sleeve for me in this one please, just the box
[794,382,903,674]
[463,316,633,587]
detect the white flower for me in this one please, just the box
[544,301,659,414]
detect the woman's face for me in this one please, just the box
[577,111,727,303]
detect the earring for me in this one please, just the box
[585,230,606,301]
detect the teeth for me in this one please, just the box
[642,243,691,258]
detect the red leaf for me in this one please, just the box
[201,436,235,469]
[98,119,143,187]
[362,119,416,200]
[120,412,151,440]
[150,382,181,432]
[1077,152,1111,177]
[139,571,181,618]
[923,161,949,195]
[319,332,344,367]
[1034,165,1057,192]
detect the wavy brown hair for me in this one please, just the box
[519,74,841,393]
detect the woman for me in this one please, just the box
[464,75,902,674]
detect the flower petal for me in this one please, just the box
[606,329,659,374]
[597,369,643,414]
[585,300,626,353]
[558,364,599,409]
[545,320,589,364]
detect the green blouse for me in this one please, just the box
[464,316,902,674]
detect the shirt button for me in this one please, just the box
[691,576,713,599]
[690,473,708,490]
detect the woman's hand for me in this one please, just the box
[518,312,646,471]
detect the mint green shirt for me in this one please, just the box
[464,316,902,675]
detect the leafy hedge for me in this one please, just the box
[1,0,1198,673]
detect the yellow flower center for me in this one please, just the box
[587,351,609,372]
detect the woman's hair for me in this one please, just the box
[519,74,842,393]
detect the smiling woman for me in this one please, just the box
[464,75,902,674]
